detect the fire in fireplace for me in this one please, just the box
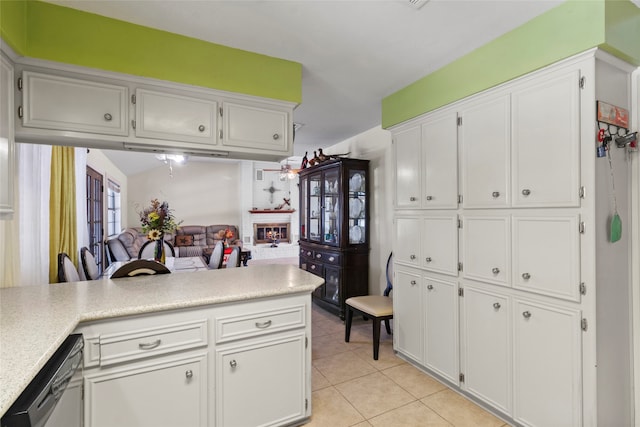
[254,223,291,244]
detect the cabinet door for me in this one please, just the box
[421,216,458,276]
[393,125,421,208]
[511,67,581,207]
[394,217,420,267]
[393,269,423,363]
[85,354,207,427]
[135,88,217,145]
[422,111,458,209]
[308,172,322,242]
[216,333,306,427]
[513,299,581,427]
[0,56,14,215]
[323,265,341,306]
[460,286,511,415]
[462,215,510,286]
[512,216,580,302]
[22,71,128,136]
[460,95,510,208]
[223,101,289,153]
[424,277,458,384]
[322,168,340,246]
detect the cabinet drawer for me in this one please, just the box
[300,247,313,260]
[300,260,323,277]
[91,319,208,367]
[313,250,340,265]
[215,305,305,344]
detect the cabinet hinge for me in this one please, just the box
[580,282,586,296]
[219,106,223,117]
[457,116,462,126]
[17,106,23,119]
[305,399,308,410]
[17,77,22,91]
[81,383,84,401]
[459,373,465,383]
[579,186,586,199]
[458,262,463,273]
[219,129,223,139]
[579,76,585,89]
[458,287,464,297]
[458,218,463,229]
[581,318,588,332]
[579,221,585,234]
[305,336,308,349]
[458,194,463,204]
[131,94,136,104]
[131,119,136,130]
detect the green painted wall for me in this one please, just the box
[0,1,27,55]
[382,0,640,129]
[1,1,301,103]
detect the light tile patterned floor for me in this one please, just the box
[305,304,509,427]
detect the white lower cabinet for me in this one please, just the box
[215,333,306,427]
[513,298,582,427]
[421,216,458,276]
[393,268,423,363]
[460,285,511,415]
[394,217,421,267]
[424,277,458,383]
[85,353,208,427]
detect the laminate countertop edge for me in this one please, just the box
[0,264,323,417]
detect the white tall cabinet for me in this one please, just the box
[392,49,634,426]
[0,53,15,217]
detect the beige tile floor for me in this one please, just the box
[305,304,510,427]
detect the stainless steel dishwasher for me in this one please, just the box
[1,334,83,427]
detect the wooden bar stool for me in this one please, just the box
[345,253,393,360]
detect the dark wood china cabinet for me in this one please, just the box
[298,158,369,319]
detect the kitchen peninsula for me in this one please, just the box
[0,264,323,426]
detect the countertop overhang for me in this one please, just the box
[0,264,323,416]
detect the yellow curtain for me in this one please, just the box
[49,146,77,283]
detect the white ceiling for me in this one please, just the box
[47,0,564,175]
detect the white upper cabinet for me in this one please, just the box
[462,215,510,287]
[421,215,458,276]
[459,94,511,208]
[134,88,217,146]
[0,55,15,216]
[21,71,128,136]
[422,110,458,209]
[394,125,421,208]
[511,67,581,208]
[395,216,421,267]
[222,101,290,153]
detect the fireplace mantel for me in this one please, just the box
[249,209,296,214]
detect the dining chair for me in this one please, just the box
[208,241,224,269]
[225,246,241,268]
[138,240,176,259]
[80,247,100,280]
[106,238,131,263]
[110,259,171,279]
[57,252,81,283]
[344,252,393,360]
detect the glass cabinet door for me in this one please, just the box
[348,168,367,244]
[322,169,340,245]
[309,172,322,242]
[299,175,308,240]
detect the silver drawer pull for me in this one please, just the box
[410,254,416,260]
[185,370,193,379]
[230,360,237,368]
[493,302,501,310]
[492,191,500,198]
[409,197,417,202]
[328,256,335,262]
[255,320,272,329]
[425,257,432,263]
[138,339,161,350]
[316,254,322,259]
[410,280,417,285]
[427,284,433,290]
[104,113,112,121]
[310,265,316,270]
[198,124,205,132]
[426,195,433,201]
[522,273,531,280]
[522,189,531,196]
[492,267,500,274]
[522,311,532,319]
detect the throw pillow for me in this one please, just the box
[175,234,194,247]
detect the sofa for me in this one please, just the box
[106,225,241,262]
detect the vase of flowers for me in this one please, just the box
[138,199,182,264]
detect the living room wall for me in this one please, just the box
[126,160,242,230]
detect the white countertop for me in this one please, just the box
[0,264,323,417]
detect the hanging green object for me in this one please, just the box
[610,211,622,243]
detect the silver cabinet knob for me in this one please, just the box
[104,113,112,121]
[425,257,432,263]
[522,311,532,319]
[492,267,500,274]
[522,273,531,280]
[410,254,416,260]
[492,191,500,198]
[427,284,434,290]
[198,124,205,132]
[522,189,531,196]
[230,360,237,368]
[410,280,417,285]
[310,265,316,270]
[409,197,417,202]
[306,251,312,256]
[493,302,501,310]
[185,370,193,379]
[316,253,322,259]
[426,195,433,201]
[328,256,335,262]
[273,133,280,140]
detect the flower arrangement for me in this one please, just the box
[217,228,235,247]
[138,199,182,241]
